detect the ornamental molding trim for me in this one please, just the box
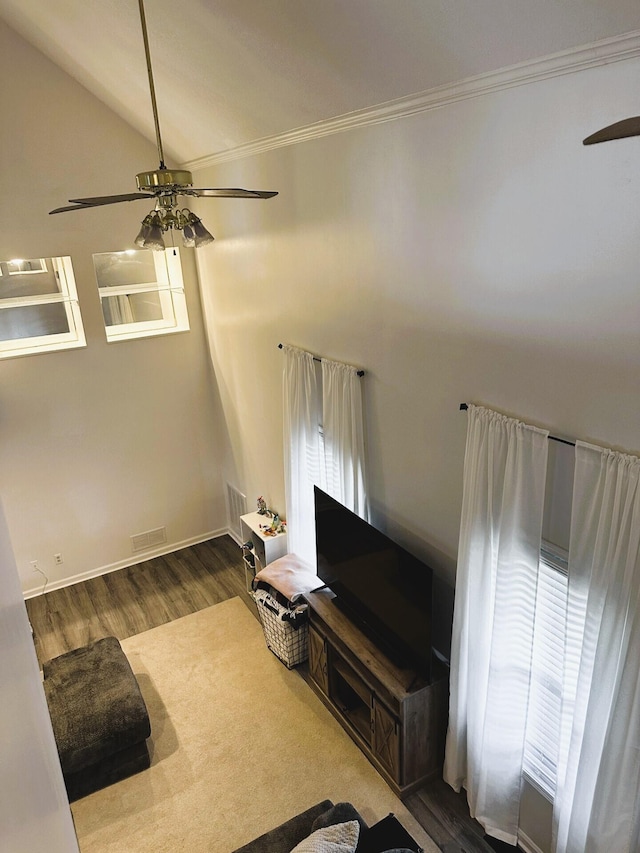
[183,29,640,170]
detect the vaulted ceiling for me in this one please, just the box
[1,0,640,166]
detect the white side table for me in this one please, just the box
[240,511,288,593]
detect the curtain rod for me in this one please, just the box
[278,343,365,376]
[459,403,575,447]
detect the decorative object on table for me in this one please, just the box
[261,513,286,536]
[256,496,270,516]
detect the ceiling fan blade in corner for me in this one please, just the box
[185,188,278,199]
[583,116,640,145]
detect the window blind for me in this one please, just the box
[523,543,570,798]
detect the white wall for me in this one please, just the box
[0,497,79,852]
[0,20,227,595]
[192,52,640,852]
[193,52,640,578]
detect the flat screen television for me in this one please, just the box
[314,486,433,682]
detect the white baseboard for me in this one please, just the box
[227,527,243,547]
[518,830,546,853]
[23,528,230,599]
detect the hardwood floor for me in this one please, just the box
[25,534,504,853]
[405,780,511,852]
[26,536,254,666]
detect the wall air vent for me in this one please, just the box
[226,483,247,541]
[131,526,167,552]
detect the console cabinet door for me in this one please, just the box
[308,624,329,695]
[372,697,401,783]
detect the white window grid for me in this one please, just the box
[95,248,189,342]
[0,256,86,358]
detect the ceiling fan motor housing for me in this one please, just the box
[136,169,193,191]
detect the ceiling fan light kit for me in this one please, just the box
[49,0,277,249]
[134,207,214,251]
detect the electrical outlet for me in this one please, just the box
[30,560,39,572]
[54,553,63,565]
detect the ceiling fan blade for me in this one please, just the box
[183,188,278,199]
[583,116,640,145]
[49,193,151,214]
[68,193,151,205]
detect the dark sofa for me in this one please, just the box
[231,800,423,853]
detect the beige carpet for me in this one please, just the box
[71,597,440,853]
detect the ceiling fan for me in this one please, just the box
[49,0,278,249]
[583,116,640,146]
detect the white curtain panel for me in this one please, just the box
[553,442,640,853]
[443,405,548,844]
[114,295,134,324]
[321,359,368,521]
[282,346,368,567]
[282,345,321,565]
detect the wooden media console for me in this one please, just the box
[305,588,449,798]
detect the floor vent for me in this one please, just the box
[226,483,247,540]
[131,526,167,553]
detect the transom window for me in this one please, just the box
[92,247,189,342]
[0,256,86,358]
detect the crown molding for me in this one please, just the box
[182,29,640,171]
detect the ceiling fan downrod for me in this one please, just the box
[135,0,193,191]
[138,0,165,169]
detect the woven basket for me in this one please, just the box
[253,588,309,668]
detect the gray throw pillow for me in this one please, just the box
[290,820,360,853]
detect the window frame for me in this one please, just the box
[0,256,86,359]
[2,258,48,276]
[94,247,189,343]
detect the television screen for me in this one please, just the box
[314,487,433,681]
